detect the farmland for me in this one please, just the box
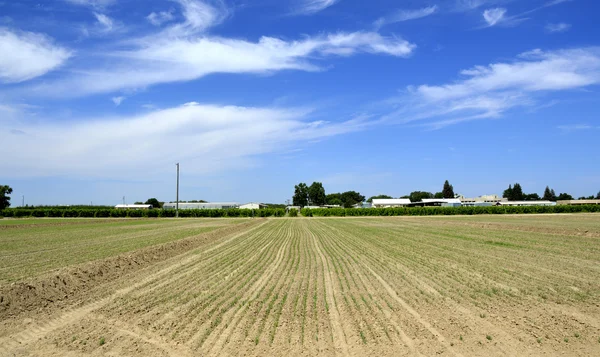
[1,215,599,356]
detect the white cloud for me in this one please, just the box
[557,124,598,132]
[546,22,571,33]
[64,0,115,8]
[111,96,125,106]
[374,6,438,29]
[0,102,369,178]
[294,0,339,15]
[0,28,71,83]
[483,8,507,26]
[94,12,114,31]
[382,47,600,129]
[163,0,229,35]
[24,31,415,98]
[147,10,175,26]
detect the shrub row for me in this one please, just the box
[0,207,286,218]
[301,205,600,217]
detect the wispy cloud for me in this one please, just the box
[546,22,571,33]
[111,96,125,106]
[483,7,507,26]
[557,124,598,132]
[22,30,415,98]
[0,102,369,178]
[0,28,72,83]
[382,47,600,129]
[374,6,438,29]
[64,0,116,9]
[147,10,175,26]
[293,0,340,15]
[94,12,114,32]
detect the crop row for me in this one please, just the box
[0,207,286,218]
[301,204,600,217]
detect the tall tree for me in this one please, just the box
[512,183,524,201]
[145,198,162,208]
[442,180,455,198]
[557,193,574,201]
[340,191,365,208]
[0,185,13,210]
[503,184,513,200]
[293,183,309,207]
[434,192,444,199]
[543,186,557,201]
[308,182,327,206]
[597,191,600,199]
[367,195,393,203]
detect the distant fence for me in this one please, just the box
[301,205,600,217]
[0,207,286,218]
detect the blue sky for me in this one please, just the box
[1,0,599,206]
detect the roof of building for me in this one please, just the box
[557,199,600,205]
[422,198,462,204]
[372,199,411,205]
[499,201,555,205]
[114,204,152,208]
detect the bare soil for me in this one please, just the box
[1,215,599,356]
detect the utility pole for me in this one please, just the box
[123,196,125,205]
[22,195,24,207]
[176,163,180,218]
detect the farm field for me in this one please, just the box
[1,215,599,356]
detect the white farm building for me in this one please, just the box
[371,199,411,208]
[239,203,269,209]
[163,202,240,210]
[114,204,152,209]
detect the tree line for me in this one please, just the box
[502,183,598,201]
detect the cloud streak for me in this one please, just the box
[1,102,369,178]
[23,31,415,98]
[374,6,438,29]
[0,28,71,83]
[546,22,571,33]
[382,47,600,129]
[294,0,339,15]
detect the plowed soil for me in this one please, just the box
[1,214,599,356]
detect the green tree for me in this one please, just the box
[308,182,327,206]
[367,195,393,203]
[596,191,600,199]
[503,184,513,200]
[434,192,444,199]
[557,193,574,200]
[293,183,309,207]
[523,193,541,201]
[326,193,342,206]
[340,191,365,208]
[408,191,434,202]
[145,198,162,208]
[0,185,13,210]
[504,183,524,201]
[512,183,524,201]
[542,186,557,201]
[442,180,455,198]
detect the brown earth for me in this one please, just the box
[0,215,599,356]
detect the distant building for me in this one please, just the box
[459,195,507,206]
[371,199,411,208]
[239,203,268,210]
[498,201,556,207]
[419,198,462,207]
[115,204,152,210]
[557,199,600,205]
[163,202,239,210]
